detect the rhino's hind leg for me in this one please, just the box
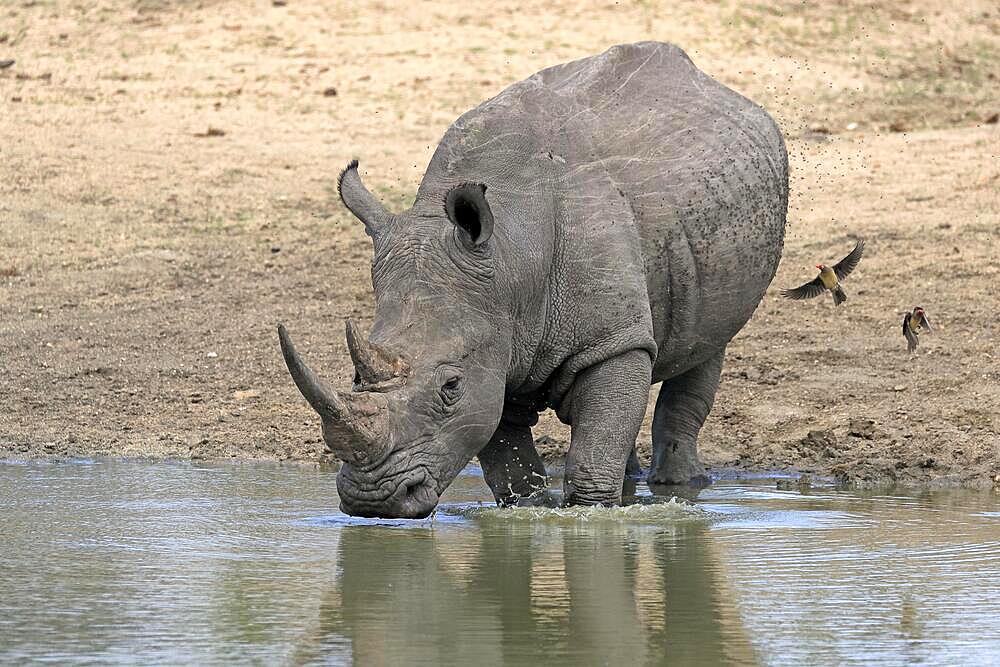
[648,349,725,488]
[625,448,642,479]
[562,349,653,506]
[621,447,642,499]
[477,408,548,507]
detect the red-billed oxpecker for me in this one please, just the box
[781,239,865,306]
[903,306,932,353]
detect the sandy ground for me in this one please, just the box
[2,0,998,488]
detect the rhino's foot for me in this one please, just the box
[563,474,624,507]
[647,458,711,502]
[492,474,549,508]
[647,452,710,488]
[647,480,707,502]
[512,488,563,509]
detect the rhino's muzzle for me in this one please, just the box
[277,323,391,466]
[337,464,439,519]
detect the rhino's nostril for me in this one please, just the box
[403,478,425,498]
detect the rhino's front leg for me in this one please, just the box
[561,349,653,506]
[477,407,548,507]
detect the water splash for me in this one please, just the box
[449,496,708,525]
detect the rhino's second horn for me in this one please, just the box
[345,318,408,387]
[277,323,389,465]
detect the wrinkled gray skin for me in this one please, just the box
[279,42,787,518]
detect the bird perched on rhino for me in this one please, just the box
[781,239,865,306]
[903,306,932,353]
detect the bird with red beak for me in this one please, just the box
[903,306,932,352]
[781,239,864,306]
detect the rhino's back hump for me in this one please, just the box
[424,42,787,381]
[438,40,786,256]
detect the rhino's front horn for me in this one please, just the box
[345,318,408,386]
[277,324,389,465]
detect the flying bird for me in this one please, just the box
[902,306,932,353]
[781,239,865,306]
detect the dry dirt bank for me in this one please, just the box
[2,0,998,487]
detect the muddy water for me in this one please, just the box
[1,462,999,665]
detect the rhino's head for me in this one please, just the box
[279,161,512,518]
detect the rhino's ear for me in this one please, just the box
[338,159,391,236]
[444,183,494,247]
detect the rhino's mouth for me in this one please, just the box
[337,464,440,519]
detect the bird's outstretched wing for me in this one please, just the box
[903,313,919,352]
[833,239,865,282]
[780,276,826,300]
[915,309,932,332]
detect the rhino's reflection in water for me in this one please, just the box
[300,515,757,665]
[4,463,1000,665]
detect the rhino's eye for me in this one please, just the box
[441,376,463,406]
